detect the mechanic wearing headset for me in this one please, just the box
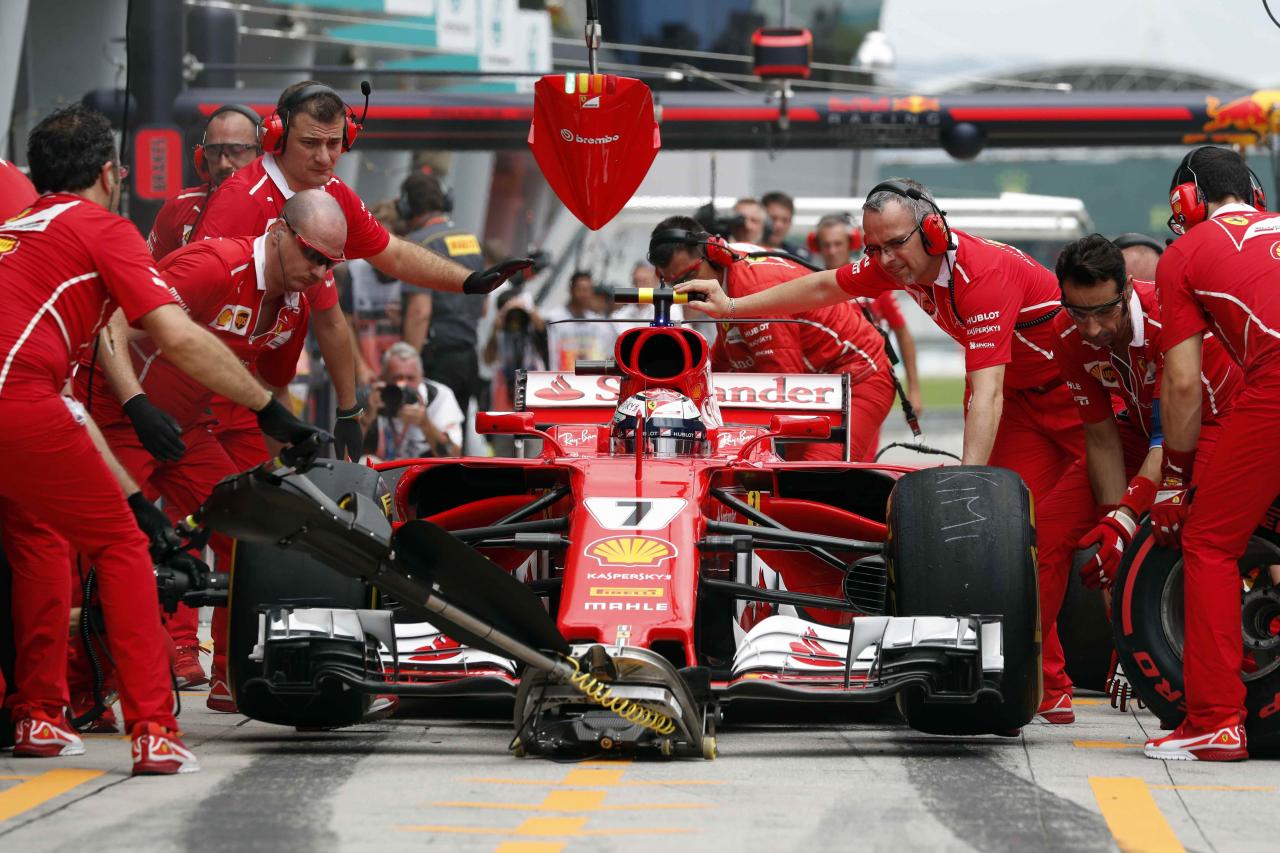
[146,104,262,262]
[192,81,530,465]
[73,190,345,717]
[1112,232,1164,283]
[1032,234,1241,725]
[650,216,894,461]
[0,105,324,773]
[1141,146,1278,762]
[811,212,923,454]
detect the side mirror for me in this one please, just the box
[476,411,538,435]
[768,414,832,440]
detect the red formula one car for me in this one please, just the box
[202,289,1041,759]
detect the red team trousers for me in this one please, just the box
[0,397,176,729]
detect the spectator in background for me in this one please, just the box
[360,341,462,460]
[813,213,922,422]
[1112,232,1164,282]
[730,197,767,245]
[484,279,547,410]
[544,270,616,371]
[397,171,488,430]
[761,190,808,258]
[342,200,404,385]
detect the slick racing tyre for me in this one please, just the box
[1111,523,1280,751]
[227,462,383,729]
[889,465,1040,735]
[1057,559,1113,692]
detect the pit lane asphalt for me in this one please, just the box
[1,692,1275,852]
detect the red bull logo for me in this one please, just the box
[1198,90,1280,141]
[892,95,940,114]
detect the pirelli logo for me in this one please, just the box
[444,234,481,256]
[588,587,664,598]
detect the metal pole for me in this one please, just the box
[584,0,601,76]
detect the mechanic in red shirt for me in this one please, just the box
[0,105,323,772]
[0,157,37,219]
[193,80,530,467]
[1031,235,1241,724]
[811,213,921,459]
[146,104,261,261]
[1142,146,1280,761]
[73,190,344,715]
[649,217,894,460]
[681,178,1083,493]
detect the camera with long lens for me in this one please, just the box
[380,382,421,418]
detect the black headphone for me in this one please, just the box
[647,228,742,269]
[193,104,262,182]
[1111,232,1165,255]
[866,181,952,256]
[396,176,454,222]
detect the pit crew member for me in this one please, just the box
[147,104,261,261]
[192,81,530,463]
[1143,146,1280,761]
[680,178,1083,495]
[1,157,37,218]
[1112,232,1164,284]
[1033,234,1240,724]
[812,212,922,455]
[0,105,323,773]
[75,189,346,712]
[651,216,893,460]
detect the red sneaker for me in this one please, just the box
[173,645,209,689]
[1035,691,1075,725]
[206,676,238,714]
[14,712,86,757]
[1144,719,1248,762]
[70,691,120,734]
[131,723,201,775]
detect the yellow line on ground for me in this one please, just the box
[434,798,705,813]
[400,823,693,837]
[561,768,626,786]
[1150,784,1275,792]
[1073,698,1105,706]
[1089,777,1185,853]
[0,769,105,822]
[495,843,564,853]
[79,733,129,741]
[0,776,34,781]
[467,777,725,787]
[1074,740,1142,749]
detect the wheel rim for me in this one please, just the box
[1158,536,1280,683]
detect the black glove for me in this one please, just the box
[255,398,333,448]
[127,491,181,559]
[122,394,185,462]
[332,413,365,461]
[462,258,535,295]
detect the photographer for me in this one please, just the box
[361,342,463,461]
[483,277,548,410]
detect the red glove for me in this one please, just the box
[1076,508,1138,590]
[1151,446,1195,548]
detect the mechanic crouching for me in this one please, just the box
[0,106,326,774]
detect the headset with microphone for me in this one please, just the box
[647,228,743,269]
[396,172,455,222]
[193,104,262,183]
[1168,146,1267,235]
[865,180,952,256]
[260,81,372,155]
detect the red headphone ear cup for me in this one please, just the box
[193,146,209,182]
[849,227,864,253]
[1170,182,1206,230]
[342,106,361,152]
[261,111,286,155]
[704,235,734,267]
[806,231,819,254]
[919,213,949,256]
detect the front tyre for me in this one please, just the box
[888,466,1041,735]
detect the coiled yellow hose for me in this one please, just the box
[564,655,677,736]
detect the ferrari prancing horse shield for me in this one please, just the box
[529,73,661,231]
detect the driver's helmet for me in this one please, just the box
[610,390,708,457]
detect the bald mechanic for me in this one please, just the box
[0,105,325,774]
[1112,232,1164,284]
[650,217,894,460]
[192,80,529,466]
[147,104,262,261]
[77,190,347,715]
[1142,147,1280,762]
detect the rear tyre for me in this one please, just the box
[1057,559,1113,692]
[1111,524,1280,751]
[227,462,385,728]
[889,466,1040,734]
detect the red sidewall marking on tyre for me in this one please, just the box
[1120,536,1157,636]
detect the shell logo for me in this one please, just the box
[587,535,676,568]
[0,235,17,256]
[215,308,233,327]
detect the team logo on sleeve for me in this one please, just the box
[0,235,18,258]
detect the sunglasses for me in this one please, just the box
[203,142,260,161]
[281,215,342,270]
[658,256,703,287]
[863,224,920,258]
[1061,292,1126,321]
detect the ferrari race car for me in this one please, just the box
[198,288,1042,759]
